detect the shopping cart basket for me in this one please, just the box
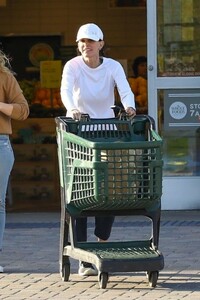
[55,114,164,289]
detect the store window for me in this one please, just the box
[0,35,67,117]
[156,0,200,177]
[157,0,200,77]
[158,89,200,177]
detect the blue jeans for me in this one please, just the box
[0,136,14,250]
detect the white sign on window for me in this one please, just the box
[164,89,200,130]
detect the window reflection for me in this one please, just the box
[157,0,200,77]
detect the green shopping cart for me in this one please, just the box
[55,114,164,289]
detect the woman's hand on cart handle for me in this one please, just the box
[71,109,82,120]
[111,105,136,119]
[126,107,136,117]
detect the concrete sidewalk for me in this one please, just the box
[0,210,199,299]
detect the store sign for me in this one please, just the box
[164,89,200,130]
[40,60,62,88]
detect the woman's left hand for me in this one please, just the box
[126,107,136,117]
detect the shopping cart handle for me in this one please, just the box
[111,105,127,120]
[80,114,90,121]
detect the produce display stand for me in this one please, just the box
[55,114,164,289]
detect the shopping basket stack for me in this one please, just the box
[55,114,164,289]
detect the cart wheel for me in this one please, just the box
[148,271,158,288]
[61,263,70,282]
[98,272,108,289]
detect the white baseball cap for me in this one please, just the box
[76,23,104,42]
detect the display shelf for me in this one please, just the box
[9,118,61,212]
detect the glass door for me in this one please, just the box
[147,0,200,209]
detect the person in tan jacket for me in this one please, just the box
[128,56,147,114]
[0,50,29,272]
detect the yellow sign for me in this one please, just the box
[40,60,62,88]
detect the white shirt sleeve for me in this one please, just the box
[112,61,136,110]
[60,62,77,113]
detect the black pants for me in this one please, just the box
[76,216,115,242]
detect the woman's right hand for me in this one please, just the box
[125,107,136,117]
[71,109,82,120]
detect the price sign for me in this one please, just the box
[40,60,62,88]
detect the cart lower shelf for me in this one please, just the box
[61,240,164,288]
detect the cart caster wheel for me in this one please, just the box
[148,271,158,288]
[98,272,108,289]
[61,263,70,281]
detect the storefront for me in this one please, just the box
[2,0,200,211]
[147,0,200,209]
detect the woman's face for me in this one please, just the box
[78,38,104,59]
[137,62,147,78]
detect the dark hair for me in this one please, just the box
[132,56,147,77]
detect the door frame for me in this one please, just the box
[146,0,200,210]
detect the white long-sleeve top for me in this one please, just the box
[60,56,135,118]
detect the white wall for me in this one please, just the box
[162,177,200,210]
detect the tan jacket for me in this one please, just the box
[0,71,29,134]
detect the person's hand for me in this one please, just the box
[71,109,82,120]
[125,107,136,117]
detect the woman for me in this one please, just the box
[128,56,147,113]
[60,23,136,276]
[0,50,29,272]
